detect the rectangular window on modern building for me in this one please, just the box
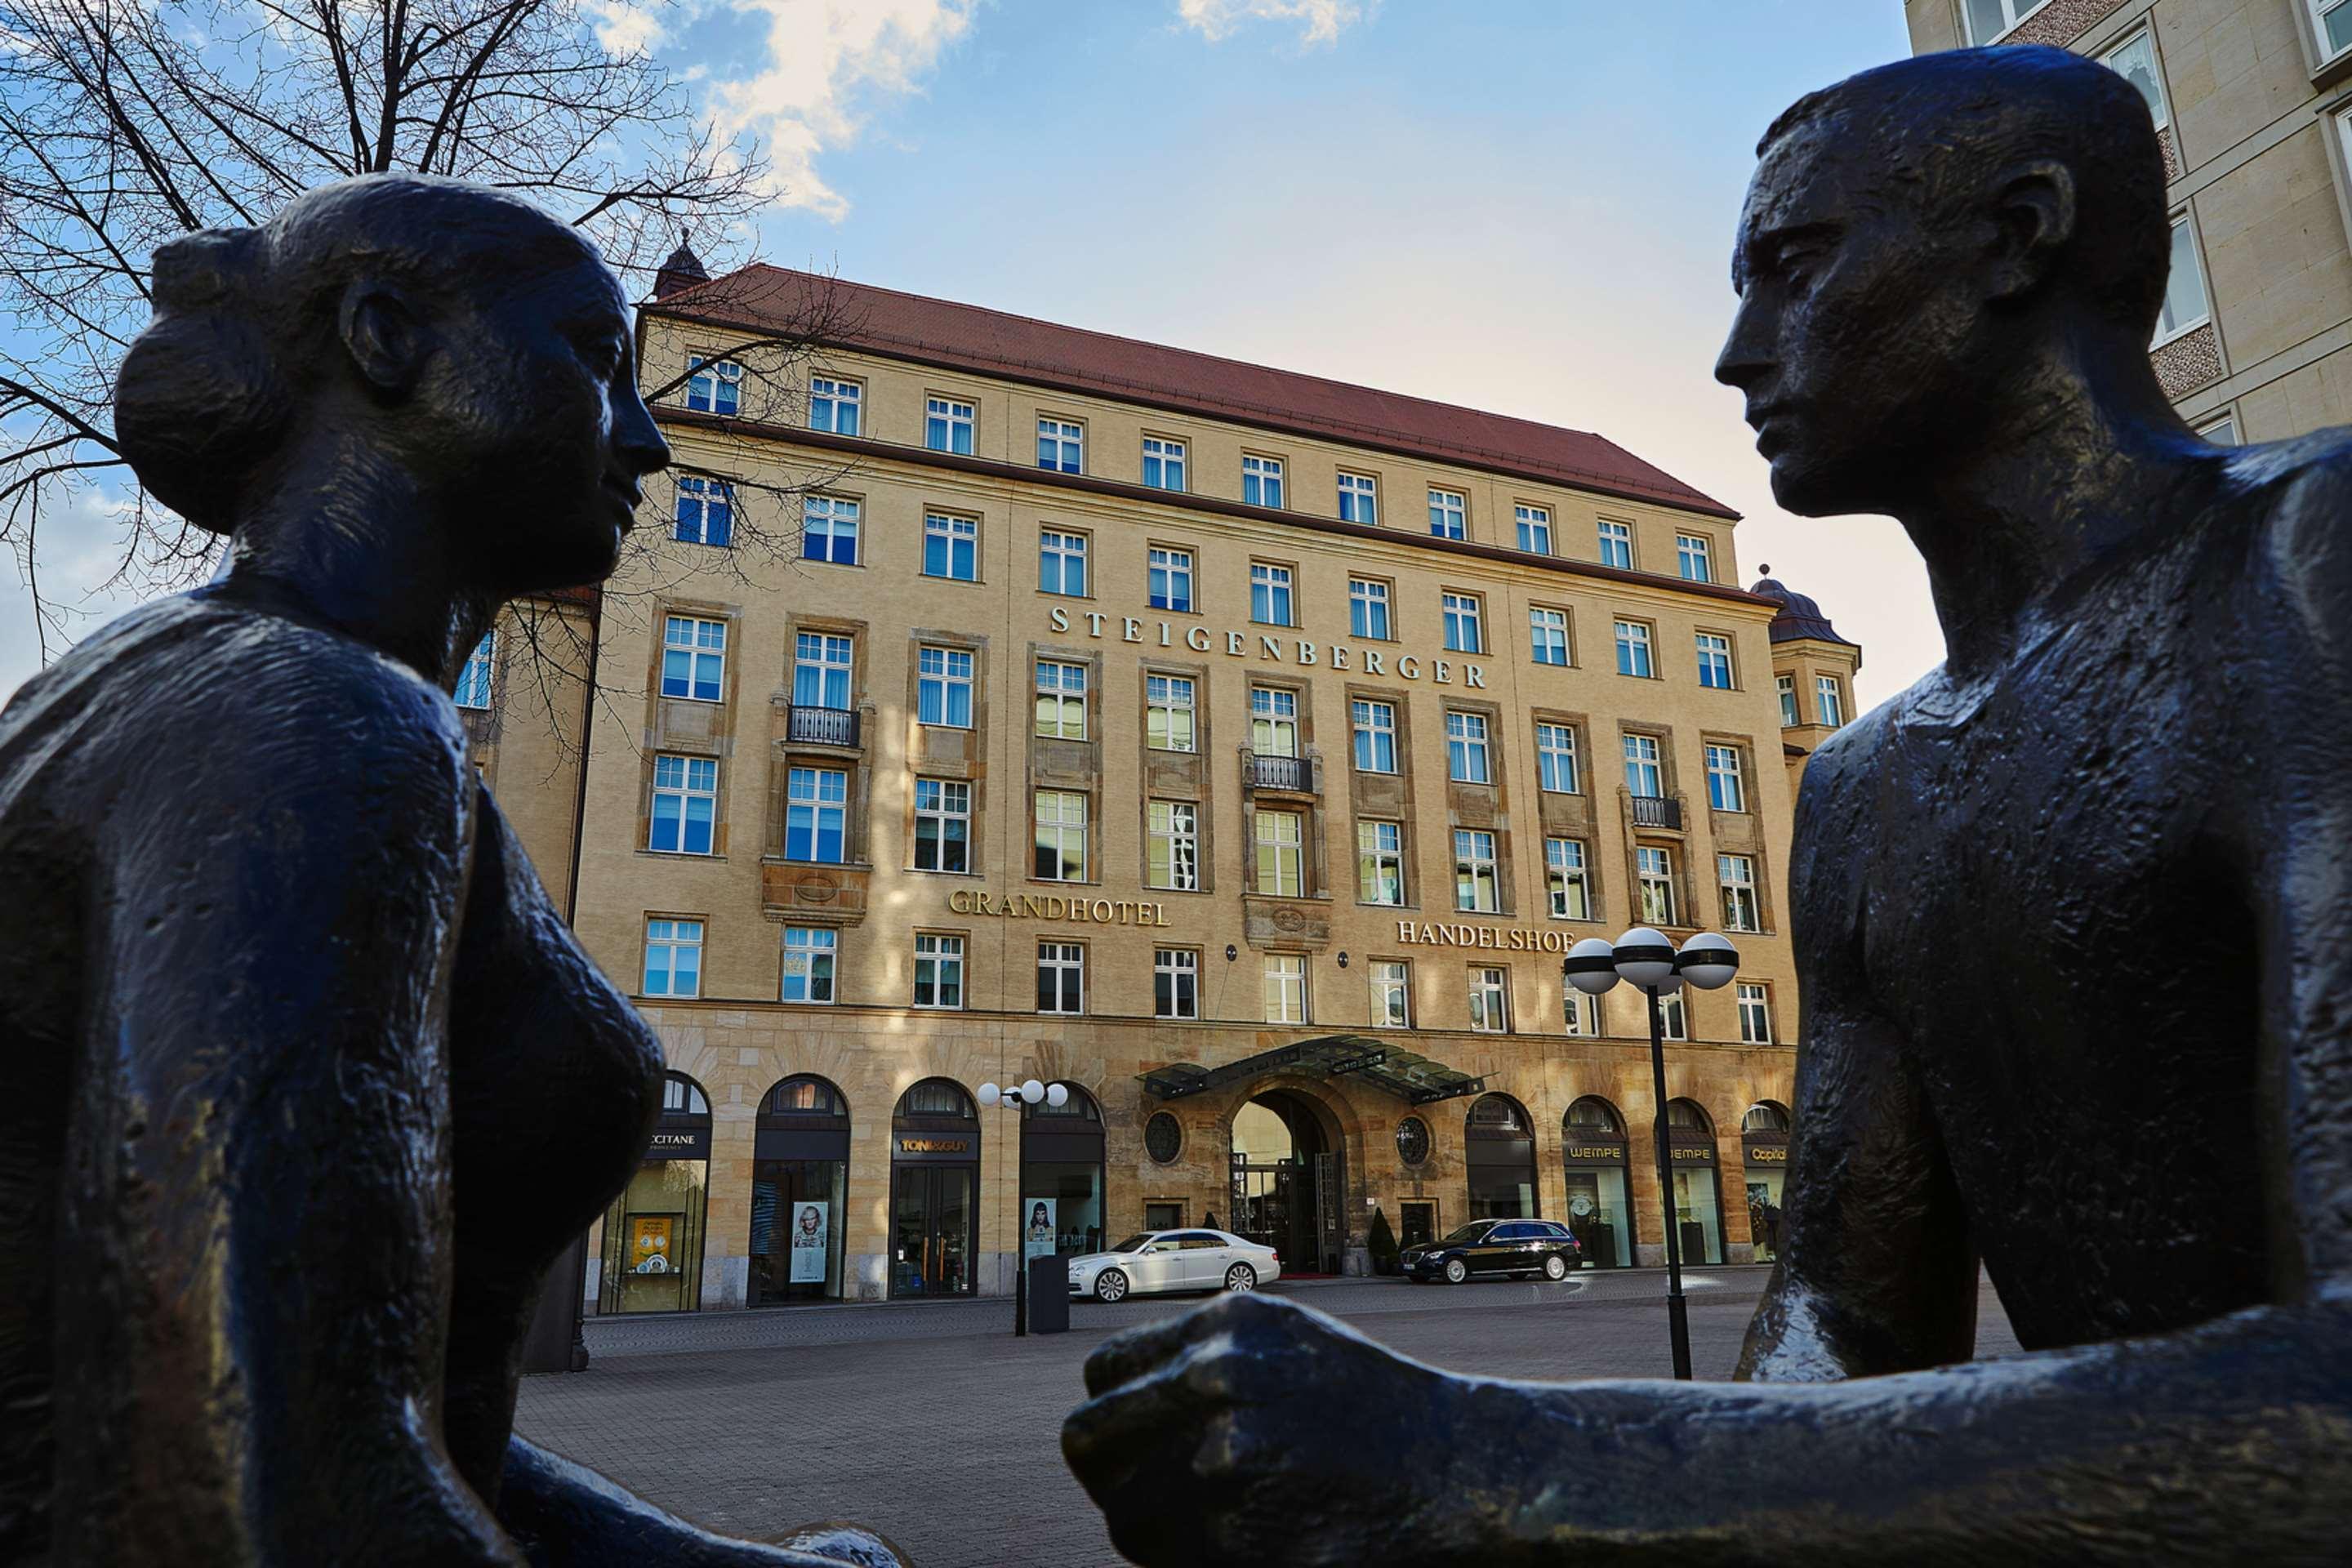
[809,375,862,435]
[1516,505,1552,554]
[1264,953,1307,1024]
[1446,710,1490,783]
[1147,800,1200,891]
[1704,744,1746,813]
[1738,981,1773,1044]
[675,475,733,547]
[803,495,860,565]
[1529,607,1569,666]
[913,933,964,1008]
[917,646,973,728]
[923,513,978,581]
[1034,791,1089,881]
[1815,675,1847,728]
[642,917,702,998]
[1962,0,2049,44]
[1156,947,1199,1019]
[1338,470,1379,525]
[1037,942,1085,1014]
[1370,960,1410,1028]
[1255,809,1305,897]
[1250,562,1294,626]
[1251,686,1298,758]
[1615,620,1654,678]
[685,357,740,416]
[2156,214,2210,345]
[1428,488,1467,540]
[1036,659,1089,740]
[2100,29,2168,131]
[1468,966,1508,1032]
[1454,828,1499,913]
[1143,435,1187,491]
[1547,837,1590,920]
[1150,546,1195,612]
[1039,528,1088,596]
[1597,519,1633,569]
[1037,416,1084,473]
[1637,846,1677,927]
[1677,533,1712,583]
[662,615,726,702]
[793,631,853,710]
[1352,699,1397,773]
[1536,723,1579,793]
[781,926,835,1004]
[925,396,974,455]
[1358,819,1405,906]
[2197,412,2239,446]
[1147,674,1196,752]
[1441,591,1483,654]
[786,768,848,863]
[650,755,719,855]
[1623,733,1664,797]
[1349,577,1392,639]
[455,631,495,709]
[1720,853,1760,933]
[913,778,971,873]
[1243,454,1285,508]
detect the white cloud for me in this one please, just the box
[586,0,666,56]
[1176,0,1368,46]
[710,0,978,220]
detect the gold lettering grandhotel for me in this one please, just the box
[465,252,1860,1311]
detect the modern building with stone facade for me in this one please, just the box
[1907,0,2352,442]
[467,260,1860,1312]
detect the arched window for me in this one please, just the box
[1468,1094,1529,1134]
[1031,1084,1102,1120]
[1565,1096,1624,1136]
[891,1080,978,1298]
[1022,1084,1105,1258]
[765,1075,843,1116]
[1561,1097,1633,1267]
[1465,1094,1536,1220]
[1741,1102,1790,1134]
[599,1071,710,1315]
[1665,1098,1725,1265]
[663,1074,710,1116]
[750,1075,851,1307]
[1667,1098,1713,1132]
[1740,1101,1793,1266]
[898,1079,975,1120]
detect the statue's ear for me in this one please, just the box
[337,278,431,395]
[1986,159,2077,303]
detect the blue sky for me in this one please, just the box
[0,1,1937,706]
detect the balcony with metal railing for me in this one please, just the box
[785,704,862,748]
[1247,752,1310,793]
[1628,793,1682,831]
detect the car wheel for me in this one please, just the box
[1223,1263,1257,1293]
[1443,1257,1469,1285]
[1544,1254,1569,1281]
[1095,1268,1129,1303]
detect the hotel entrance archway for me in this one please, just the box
[1228,1090,1343,1275]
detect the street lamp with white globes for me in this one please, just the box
[1564,928,1740,1380]
[977,1077,1070,1336]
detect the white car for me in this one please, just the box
[1067,1228,1281,1303]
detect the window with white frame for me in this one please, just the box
[1155,947,1199,1018]
[1147,800,1200,892]
[1250,562,1294,626]
[1695,632,1735,689]
[1036,660,1089,740]
[642,918,702,997]
[2197,412,2240,446]
[1370,960,1411,1028]
[785,768,847,862]
[1659,987,1688,1040]
[1530,607,1569,666]
[1252,686,1298,758]
[1338,470,1379,525]
[1441,591,1483,653]
[1468,967,1508,1032]
[793,631,853,710]
[1446,710,1490,783]
[802,494,859,564]
[1039,528,1088,596]
[1677,533,1713,583]
[1256,809,1305,896]
[2319,0,2352,61]
[1454,829,1499,913]
[1264,954,1307,1024]
[455,632,495,709]
[913,778,971,873]
[1352,698,1397,773]
[2156,215,2210,345]
[913,933,964,1008]
[1705,744,1746,812]
[1034,790,1089,881]
[1150,546,1195,612]
[809,375,861,435]
[925,396,974,455]
[661,615,726,701]
[1143,435,1187,491]
[1961,0,2049,44]
[781,926,835,1004]
[1815,675,1847,728]
[1597,519,1633,569]
[685,357,740,416]
[1537,723,1579,793]
[1564,987,1601,1037]
[1350,577,1392,639]
[923,512,978,581]
[1547,836,1590,920]
[1243,454,1285,508]
[2100,29,2168,131]
[917,646,973,728]
[650,755,719,854]
[1428,488,1467,540]
[1776,674,1800,728]
[1147,674,1196,752]
[1623,733,1663,797]
[1037,416,1083,473]
[1517,505,1552,554]
[1358,819,1405,905]
[1738,982,1773,1044]
[1037,942,1085,1014]
[675,475,732,546]
[1615,619,1653,677]
[1637,845,1677,927]
[1720,853,1760,933]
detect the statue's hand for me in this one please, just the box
[1062,1294,1516,1567]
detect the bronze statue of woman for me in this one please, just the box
[1064,47,2352,1565]
[0,176,900,1566]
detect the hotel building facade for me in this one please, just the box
[470,260,1860,1311]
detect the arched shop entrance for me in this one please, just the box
[599,1071,710,1314]
[748,1075,851,1305]
[1561,1097,1635,1268]
[1466,1094,1539,1219]
[1741,1102,1792,1264]
[1022,1085,1106,1261]
[1229,1091,1343,1275]
[1666,1098,1726,1266]
[891,1079,979,1298]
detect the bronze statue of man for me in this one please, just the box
[1063,46,2352,1564]
[0,176,901,1566]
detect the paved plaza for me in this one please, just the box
[515,1268,2025,1567]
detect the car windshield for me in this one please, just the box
[1440,1223,1494,1244]
[1107,1234,1156,1254]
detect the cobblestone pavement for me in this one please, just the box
[514,1267,2024,1568]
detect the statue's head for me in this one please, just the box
[1715,47,2168,518]
[117,175,669,592]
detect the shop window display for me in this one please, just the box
[1561,1096,1635,1268]
[598,1072,710,1313]
[1022,1085,1107,1258]
[1667,1098,1726,1266]
[1465,1094,1538,1219]
[749,1076,852,1305]
[1742,1101,1792,1265]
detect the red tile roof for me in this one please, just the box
[645,265,1739,521]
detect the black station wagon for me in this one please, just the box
[1400,1218,1582,1284]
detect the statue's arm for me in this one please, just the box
[1738,734,1979,1379]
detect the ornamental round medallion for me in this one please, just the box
[1145,1111,1183,1165]
[1272,908,1306,933]
[1395,1116,1431,1167]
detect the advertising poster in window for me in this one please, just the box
[788,1201,829,1283]
[630,1214,678,1274]
[1024,1198,1058,1259]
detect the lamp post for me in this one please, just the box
[978,1077,1069,1337]
[1565,927,1738,1380]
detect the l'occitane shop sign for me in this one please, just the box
[947,889,1175,926]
